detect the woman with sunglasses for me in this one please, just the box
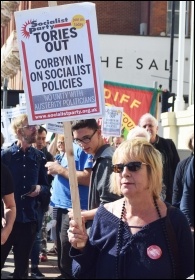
[68,138,194,279]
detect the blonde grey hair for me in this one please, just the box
[127,126,150,142]
[110,138,163,199]
[11,114,28,138]
[138,113,158,127]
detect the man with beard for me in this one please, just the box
[1,114,50,279]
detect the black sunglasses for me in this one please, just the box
[112,161,147,173]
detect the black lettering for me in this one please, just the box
[101,57,109,67]
[42,31,50,42]
[62,28,70,39]
[45,42,53,52]
[116,57,123,68]
[50,30,58,41]
[47,58,53,68]
[35,60,41,69]
[136,58,143,69]
[149,59,158,70]
[61,39,69,50]
[34,32,41,43]
[70,27,77,38]
[165,60,169,71]
[45,70,50,80]
[31,20,37,27]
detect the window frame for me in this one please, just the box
[166,1,190,37]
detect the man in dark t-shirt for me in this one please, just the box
[1,164,15,225]
[1,131,16,244]
[71,119,121,220]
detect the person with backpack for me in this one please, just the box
[1,114,50,279]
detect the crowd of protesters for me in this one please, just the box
[1,114,194,279]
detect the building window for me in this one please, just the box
[167,1,190,37]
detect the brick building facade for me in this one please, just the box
[1,1,192,90]
[1,1,194,151]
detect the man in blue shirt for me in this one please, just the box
[45,142,93,279]
[1,114,50,279]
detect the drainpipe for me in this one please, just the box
[169,1,175,94]
[147,1,150,35]
[188,1,194,106]
[174,1,186,112]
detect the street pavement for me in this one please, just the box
[1,241,61,279]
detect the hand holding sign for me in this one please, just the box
[14,0,104,249]
[14,1,104,124]
[63,122,85,248]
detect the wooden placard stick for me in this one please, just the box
[48,0,84,248]
[63,122,84,248]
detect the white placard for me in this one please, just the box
[102,106,123,137]
[14,2,105,124]
[19,93,26,107]
[1,107,27,146]
[1,110,9,145]
[46,122,64,134]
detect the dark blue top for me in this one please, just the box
[172,155,193,208]
[70,204,194,279]
[1,163,15,226]
[180,156,194,227]
[1,143,49,223]
[152,136,180,203]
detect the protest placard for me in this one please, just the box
[15,2,104,248]
[14,2,104,124]
[19,92,26,107]
[1,106,27,146]
[1,110,9,146]
[102,106,123,137]
[46,122,63,135]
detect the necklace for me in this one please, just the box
[128,225,142,228]
[115,198,176,279]
[120,202,144,229]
